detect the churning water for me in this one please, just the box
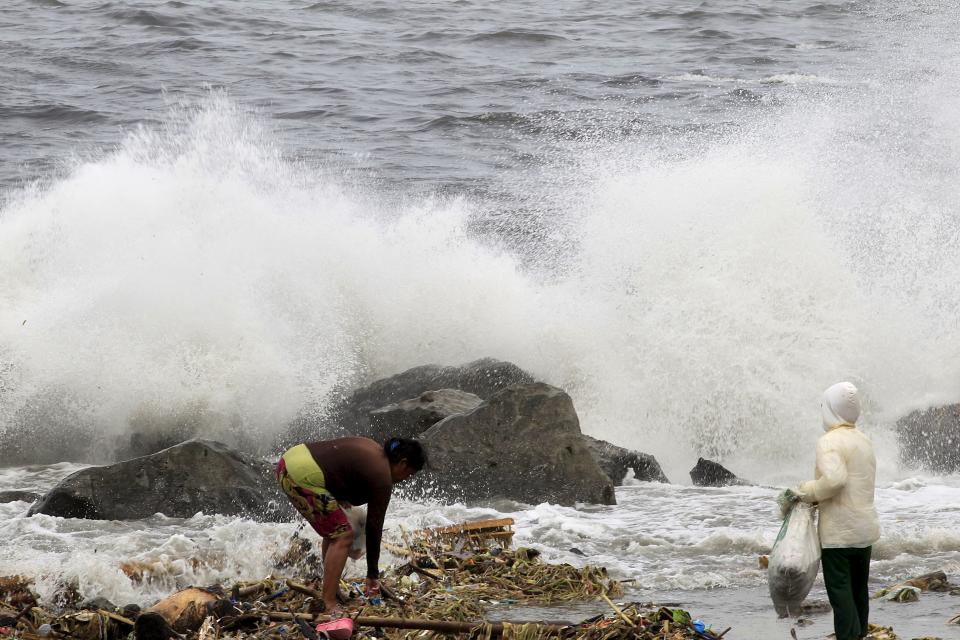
[2,1,959,637]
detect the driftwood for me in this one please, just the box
[265,611,569,636]
[134,587,232,640]
[874,569,959,602]
[902,570,952,591]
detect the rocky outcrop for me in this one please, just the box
[689,457,744,487]
[897,404,960,473]
[417,383,616,506]
[368,389,483,443]
[0,491,40,504]
[28,439,293,521]
[283,358,535,447]
[582,435,669,484]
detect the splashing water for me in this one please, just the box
[3,2,960,481]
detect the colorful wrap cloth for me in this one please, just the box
[277,444,352,539]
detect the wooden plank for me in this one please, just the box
[427,518,514,535]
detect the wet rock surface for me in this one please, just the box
[689,458,745,487]
[28,439,293,521]
[417,383,616,506]
[582,435,669,485]
[897,403,960,473]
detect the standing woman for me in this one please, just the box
[796,382,880,640]
[276,436,427,614]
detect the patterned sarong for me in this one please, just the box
[277,444,352,539]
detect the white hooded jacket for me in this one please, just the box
[797,382,880,548]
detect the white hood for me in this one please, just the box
[821,381,861,431]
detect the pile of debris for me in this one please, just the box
[873,570,960,603]
[0,518,735,640]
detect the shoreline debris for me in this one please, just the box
[3,517,722,640]
[874,570,960,602]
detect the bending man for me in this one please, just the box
[277,436,427,614]
[796,382,880,640]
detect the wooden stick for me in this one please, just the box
[266,611,568,635]
[236,582,271,598]
[285,580,323,600]
[378,582,402,603]
[599,592,633,626]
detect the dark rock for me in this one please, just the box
[368,389,483,442]
[120,604,142,619]
[416,383,616,506]
[283,358,535,447]
[0,490,40,504]
[896,404,960,473]
[582,435,670,485]
[82,596,117,612]
[689,457,744,487]
[28,439,294,521]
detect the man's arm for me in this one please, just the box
[364,482,391,580]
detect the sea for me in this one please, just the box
[1,1,959,638]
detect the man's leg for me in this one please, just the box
[849,547,872,636]
[321,534,351,613]
[822,548,861,640]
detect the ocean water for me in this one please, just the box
[2,0,960,638]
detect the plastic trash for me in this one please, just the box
[768,501,820,617]
[38,624,53,637]
[315,617,354,640]
[692,620,705,633]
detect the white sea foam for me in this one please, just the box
[3,477,958,607]
[2,51,960,480]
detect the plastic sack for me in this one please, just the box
[344,506,366,560]
[768,501,820,617]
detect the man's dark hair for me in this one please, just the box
[383,437,427,471]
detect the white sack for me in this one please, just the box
[768,501,820,617]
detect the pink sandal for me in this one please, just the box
[315,616,354,640]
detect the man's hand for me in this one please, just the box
[365,577,381,603]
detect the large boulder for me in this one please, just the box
[689,457,745,487]
[582,435,670,484]
[283,358,536,446]
[368,389,483,442]
[417,383,616,506]
[28,439,293,521]
[896,404,960,473]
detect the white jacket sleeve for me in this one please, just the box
[798,437,848,502]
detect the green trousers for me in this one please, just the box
[821,546,872,640]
